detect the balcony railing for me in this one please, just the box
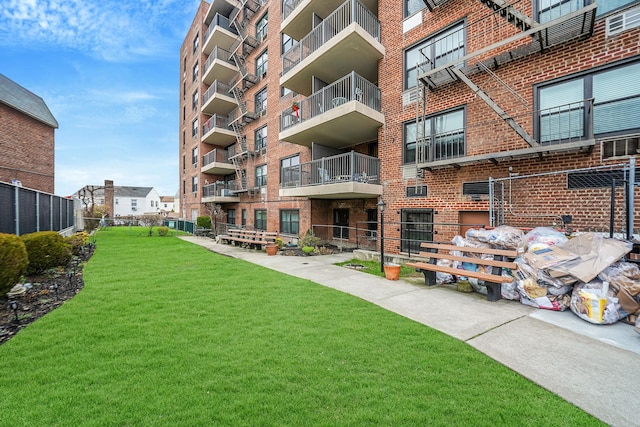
[203,181,238,198]
[204,14,237,42]
[204,47,235,70]
[202,114,230,135]
[415,99,595,164]
[282,0,305,21]
[281,151,380,188]
[280,71,380,131]
[282,0,380,74]
[202,148,230,167]
[202,80,232,105]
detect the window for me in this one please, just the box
[462,181,490,195]
[183,81,186,100]
[256,12,268,41]
[241,208,247,227]
[599,0,639,16]
[401,209,433,253]
[255,164,267,187]
[403,108,465,164]
[280,154,300,184]
[192,176,198,193]
[255,126,267,150]
[192,61,199,82]
[404,22,465,90]
[536,59,640,144]
[182,155,186,173]
[282,33,294,54]
[255,209,267,231]
[192,119,199,137]
[281,86,292,98]
[280,210,299,235]
[193,33,199,53]
[191,147,198,166]
[405,0,426,18]
[131,199,138,211]
[406,185,428,197]
[115,198,119,205]
[192,90,198,111]
[255,86,268,113]
[256,50,268,78]
[567,168,640,189]
[227,209,236,225]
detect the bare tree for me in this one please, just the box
[78,185,104,231]
[140,214,163,236]
[203,203,227,237]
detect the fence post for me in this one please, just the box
[14,185,20,235]
[628,157,636,239]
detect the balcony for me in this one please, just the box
[280,0,384,96]
[202,148,236,175]
[280,151,381,199]
[203,47,238,85]
[417,1,597,90]
[202,114,236,146]
[203,14,239,54]
[202,80,237,116]
[415,99,596,170]
[282,0,378,41]
[228,100,258,127]
[279,72,384,149]
[204,0,238,25]
[202,181,239,204]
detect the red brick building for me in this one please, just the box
[181,0,640,253]
[0,73,59,194]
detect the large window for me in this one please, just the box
[255,126,267,150]
[404,22,465,90]
[256,12,268,41]
[280,210,299,235]
[227,209,236,225]
[403,108,465,164]
[256,49,268,77]
[536,0,633,22]
[405,0,426,18]
[282,34,294,54]
[280,154,300,184]
[191,147,198,166]
[191,176,198,193]
[192,119,199,137]
[255,209,267,231]
[255,164,267,187]
[255,86,268,113]
[536,59,640,143]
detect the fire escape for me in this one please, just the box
[415,0,597,171]
[227,0,262,195]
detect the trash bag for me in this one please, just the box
[514,258,571,310]
[598,262,640,324]
[485,225,526,252]
[570,280,624,324]
[525,227,568,249]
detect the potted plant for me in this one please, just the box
[265,243,278,256]
[384,263,401,280]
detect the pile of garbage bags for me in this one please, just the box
[441,225,640,327]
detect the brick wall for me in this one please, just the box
[0,102,55,193]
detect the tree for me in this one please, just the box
[203,203,227,237]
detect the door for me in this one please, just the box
[401,209,433,254]
[333,208,349,239]
[459,211,490,237]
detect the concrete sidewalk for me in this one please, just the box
[181,236,640,427]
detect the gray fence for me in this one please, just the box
[0,181,75,236]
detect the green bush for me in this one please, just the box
[21,231,72,275]
[65,231,89,255]
[197,216,211,229]
[157,226,169,236]
[0,233,29,296]
[302,246,315,255]
[300,230,320,248]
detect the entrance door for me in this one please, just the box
[401,209,433,254]
[459,211,490,237]
[333,208,349,239]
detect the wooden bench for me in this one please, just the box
[406,242,518,302]
[219,229,277,249]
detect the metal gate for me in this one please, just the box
[490,158,637,239]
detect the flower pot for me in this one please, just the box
[265,244,278,256]
[384,263,401,280]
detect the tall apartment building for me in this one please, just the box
[181,0,640,255]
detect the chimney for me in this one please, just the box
[104,180,114,218]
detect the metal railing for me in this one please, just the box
[282,0,380,74]
[416,99,595,164]
[281,151,380,188]
[202,148,231,167]
[204,47,235,71]
[204,13,237,43]
[202,114,230,135]
[280,71,381,131]
[282,0,305,21]
[202,181,238,198]
[202,80,232,105]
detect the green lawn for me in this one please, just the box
[0,227,603,426]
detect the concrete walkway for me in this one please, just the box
[181,236,640,427]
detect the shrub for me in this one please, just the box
[197,216,212,229]
[302,246,315,255]
[0,233,29,296]
[299,229,320,248]
[65,231,89,255]
[158,226,169,236]
[21,231,72,275]
[275,237,284,249]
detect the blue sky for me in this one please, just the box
[0,0,201,197]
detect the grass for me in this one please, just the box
[335,258,418,279]
[0,227,603,426]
